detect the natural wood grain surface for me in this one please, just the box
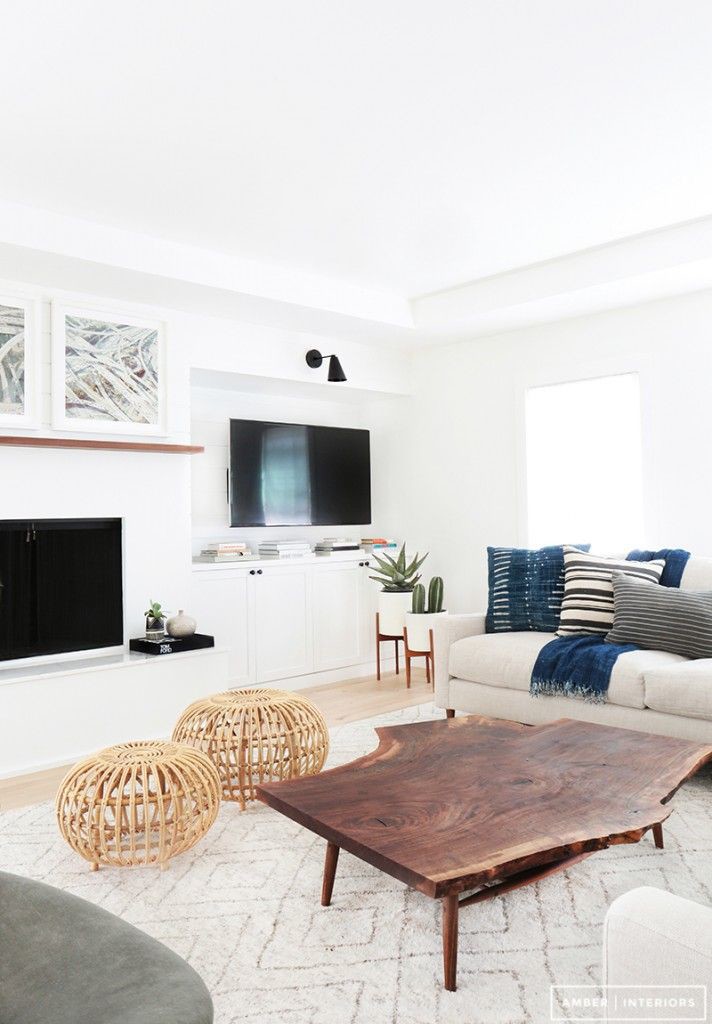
[0,435,204,454]
[257,715,712,899]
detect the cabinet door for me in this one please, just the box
[359,557,380,663]
[253,565,311,682]
[191,572,250,686]
[312,563,363,671]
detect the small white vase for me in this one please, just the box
[404,611,448,652]
[377,591,413,637]
[166,609,197,638]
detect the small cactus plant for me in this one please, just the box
[428,576,444,614]
[409,576,445,614]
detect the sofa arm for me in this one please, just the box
[432,613,486,709]
[603,887,712,1006]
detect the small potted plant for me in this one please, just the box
[369,543,428,636]
[144,600,166,641]
[404,576,447,651]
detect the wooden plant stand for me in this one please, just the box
[403,626,434,688]
[375,612,404,681]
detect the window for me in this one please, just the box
[525,373,644,552]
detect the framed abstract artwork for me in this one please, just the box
[0,294,41,428]
[51,304,166,435]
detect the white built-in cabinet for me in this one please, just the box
[191,555,379,686]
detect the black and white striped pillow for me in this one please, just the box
[558,547,665,636]
[607,573,712,658]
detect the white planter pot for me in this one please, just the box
[377,592,413,637]
[404,611,448,652]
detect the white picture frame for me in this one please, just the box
[51,302,167,435]
[0,294,41,429]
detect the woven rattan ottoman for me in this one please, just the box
[172,688,329,809]
[56,740,221,871]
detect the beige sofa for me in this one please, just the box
[603,887,712,1022]
[433,554,712,742]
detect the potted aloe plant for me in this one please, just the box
[404,576,447,650]
[369,544,428,637]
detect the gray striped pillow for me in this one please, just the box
[558,547,665,636]
[607,572,712,658]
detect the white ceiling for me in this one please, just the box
[3,0,712,306]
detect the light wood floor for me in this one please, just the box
[0,668,433,812]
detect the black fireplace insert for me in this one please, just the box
[0,518,123,662]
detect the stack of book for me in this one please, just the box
[361,537,398,551]
[194,542,251,564]
[258,540,312,559]
[315,538,361,554]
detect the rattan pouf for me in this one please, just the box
[56,740,221,871]
[172,688,330,809]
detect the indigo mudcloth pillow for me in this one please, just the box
[485,544,590,633]
[607,572,712,659]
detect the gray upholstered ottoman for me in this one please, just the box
[0,871,213,1024]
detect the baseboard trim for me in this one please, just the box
[228,657,396,693]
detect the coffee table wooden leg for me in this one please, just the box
[321,842,340,906]
[652,822,664,849]
[442,893,459,991]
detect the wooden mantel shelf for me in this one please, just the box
[0,435,204,455]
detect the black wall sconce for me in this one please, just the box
[305,349,347,382]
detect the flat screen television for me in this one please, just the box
[229,419,371,527]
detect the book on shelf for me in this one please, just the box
[194,553,259,563]
[315,539,361,552]
[258,542,311,551]
[203,541,248,551]
[200,548,248,557]
[259,550,311,559]
[257,541,311,562]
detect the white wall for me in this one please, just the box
[0,275,411,652]
[0,284,192,643]
[191,386,404,552]
[396,288,712,614]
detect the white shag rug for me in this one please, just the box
[2,703,712,1024]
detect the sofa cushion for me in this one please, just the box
[450,632,555,692]
[645,661,712,721]
[449,632,687,710]
[681,555,712,591]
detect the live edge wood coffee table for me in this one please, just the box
[257,715,712,991]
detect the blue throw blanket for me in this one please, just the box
[530,548,690,703]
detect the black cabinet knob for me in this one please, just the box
[257,568,263,574]
[249,569,256,575]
